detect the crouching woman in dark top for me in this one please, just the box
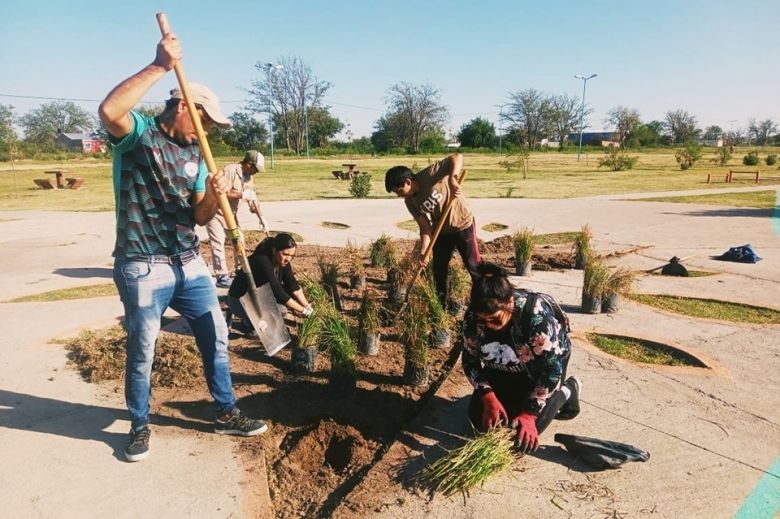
[227,233,313,330]
[462,262,581,452]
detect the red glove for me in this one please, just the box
[480,390,508,430]
[511,412,539,452]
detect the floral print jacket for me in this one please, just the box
[461,290,571,415]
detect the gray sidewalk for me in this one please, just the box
[1,188,778,518]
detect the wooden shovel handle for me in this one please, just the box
[155,13,246,257]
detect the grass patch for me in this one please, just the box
[638,190,777,208]
[537,231,579,246]
[629,293,780,324]
[321,221,350,229]
[62,325,202,387]
[4,148,780,210]
[651,270,718,278]
[396,219,418,232]
[8,283,117,302]
[586,332,704,367]
[482,222,508,232]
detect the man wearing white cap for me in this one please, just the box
[98,26,269,463]
[205,150,267,288]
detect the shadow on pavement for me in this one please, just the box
[0,389,211,461]
[53,267,114,279]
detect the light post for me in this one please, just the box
[262,62,284,168]
[304,102,310,158]
[574,73,597,162]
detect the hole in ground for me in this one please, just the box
[322,221,351,229]
[324,436,357,473]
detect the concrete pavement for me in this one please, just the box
[1,186,778,518]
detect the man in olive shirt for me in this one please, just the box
[385,153,481,305]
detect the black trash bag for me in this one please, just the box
[716,244,762,263]
[554,433,650,469]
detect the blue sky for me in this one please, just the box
[1,0,778,139]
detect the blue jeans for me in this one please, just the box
[113,255,235,429]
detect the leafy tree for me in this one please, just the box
[306,106,344,147]
[0,104,16,159]
[675,143,703,170]
[457,117,495,148]
[712,147,731,167]
[663,109,699,144]
[218,112,268,152]
[19,101,94,150]
[371,113,404,152]
[378,82,449,153]
[743,151,760,166]
[605,106,641,147]
[748,118,777,145]
[632,121,664,147]
[247,56,338,154]
[702,125,723,140]
[550,94,580,149]
[502,88,556,149]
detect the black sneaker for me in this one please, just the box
[124,425,151,462]
[557,376,581,420]
[214,408,268,436]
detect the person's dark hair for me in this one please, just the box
[253,233,297,257]
[470,262,514,314]
[385,166,414,192]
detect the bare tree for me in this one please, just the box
[748,118,777,146]
[663,109,699,144]
[502,88,555,149]
[247,56,337,154]
[550,94,581,149]
[381,82,449,153]
[605,106,641,147]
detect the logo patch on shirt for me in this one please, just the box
[184,162,199,178]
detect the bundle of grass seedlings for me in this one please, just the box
[417,427,516,496]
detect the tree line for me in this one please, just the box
[1,55,778,160]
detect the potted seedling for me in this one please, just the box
[602,267,637,314]
[387,251,414,305]
[417,274,454,349]
[573,224,593,270]
[300,275,330,314]
[357,291,382,355]
[402,295,431,387]
[369,233,398,268]
[513,227,536,276]
[320,310,357,398]
[581,254,610,314]
[318,255,343,311]
[345,240,367,289]
[448,265,471,316]
[291,314,321,374]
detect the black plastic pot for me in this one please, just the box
[325,283,342,311]
[448,300,466,317]
[360,332,381,356]
[575,252,587,270]
[291,346,318,374]
[431,328,451,349]
[403,361,429,387]
[350,274,366,290]
[388,285,407,305]
[581,293,602,314]
[601,293,620,313]
[328,369,356,398]
[515,260,533,276]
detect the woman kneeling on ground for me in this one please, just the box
[462,262,581,452]
[228,233,313,333]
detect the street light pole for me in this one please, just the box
[263,62,284,169]
[574,73,597,162]
[304,102,310,159]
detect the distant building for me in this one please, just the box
[57,132,106,153]
[567,132,617,146]
[699,138,724,147]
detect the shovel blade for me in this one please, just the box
[239,283,291,356]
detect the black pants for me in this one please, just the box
[468,352,570,434]
[432,220,481,305]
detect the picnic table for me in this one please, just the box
[45,170,66,189]
[342,163,358,174]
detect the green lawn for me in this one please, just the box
[2,148,779,211]
[638,190,778,208]
[7,283,117,302]
[629,293,780,324]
